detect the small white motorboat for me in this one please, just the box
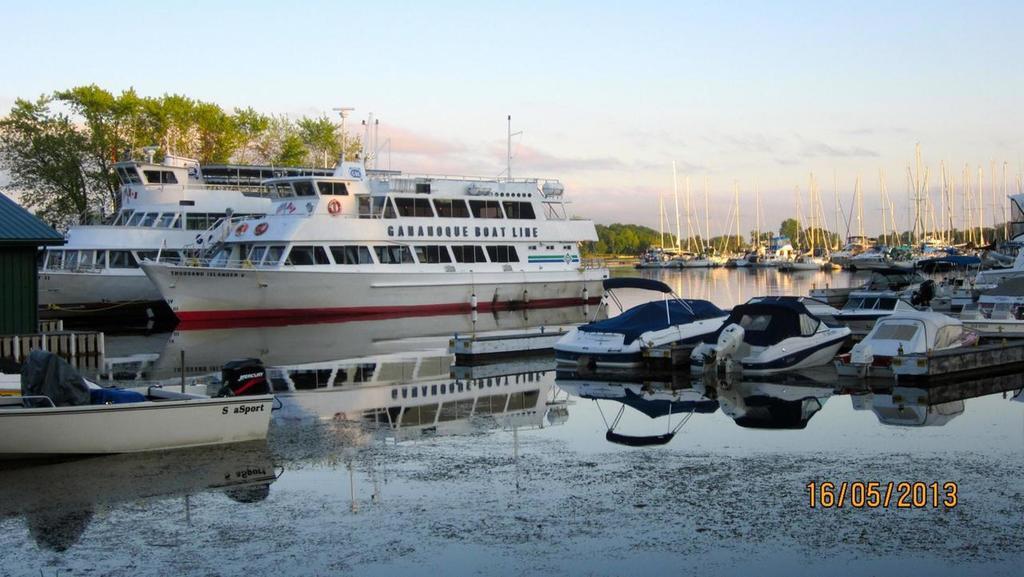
[0,352,273,459]
[835,310,977,378]
[691,297,851,375]
[554,278,728,368]
[832,291,920,337]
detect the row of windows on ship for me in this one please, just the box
[106,197,538,231]
[41,242,578,270]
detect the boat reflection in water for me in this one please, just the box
[273,355,560,441]
[556,371,718,446]
[0,442,277,551]
[850,371,1024,427]
[133,305,595,383]
[695,371,835,429]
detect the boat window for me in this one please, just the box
[469,200,504,219]
[208,246,233,268]
[502,201,536,220]
[451,245,488,263]
[117,166,142,184]
[113,209,132,226]
[313,246,330,265]
[248,246,267,265]
[62,250,79,270]
[798,314,820,336]
[265,245,286,265]
[140,212,159,227]
[157,213,177,228]
[861,297,879,310]
[284,246,316,266]
[45,250,62,270]
[108,250,138,268]
[414,245,453,264]
[842,298,863,310]
[934,325,963,348]
[317,181,349,196]
[739,314,772,331]
[143,170,178,184]
[275,183,295,198]
[394,197,435,217]
[330,245,374,264]
[127,211,146,226]
[374,245,415,264]
[293,181,316,197]
[878,297,898,310]
[872,323,918,341]
[381,197,397,219]
[186,213,208,230]
[134,250,159,263]
[486,245,519,263]
[78,250,96,269]
[432,199,471,218]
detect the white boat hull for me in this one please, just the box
[143,263,607,323]
[0,395,273,458]
[38,270,161,308]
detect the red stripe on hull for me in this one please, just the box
[174,297,602,329]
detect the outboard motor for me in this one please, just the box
[912,279,936,307]
[714,324,745,373]
[217,358,270,397]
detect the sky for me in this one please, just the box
[2,0,1023,238]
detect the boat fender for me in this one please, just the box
[470,293,478,310]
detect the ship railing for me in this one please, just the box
[378,173,558,185]
[134,183,274,198]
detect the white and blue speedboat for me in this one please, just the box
[691,297,851,375]
[554,278,728,368]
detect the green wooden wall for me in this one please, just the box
[0,247,39,334]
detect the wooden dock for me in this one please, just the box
[449,330,567,364]
[893,339,1024,381]
[0,329,105,370]
[642,343,698,369]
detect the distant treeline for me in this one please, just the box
[583,218,1015,257]
[0,85,360,227]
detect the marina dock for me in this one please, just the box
[449,329,569,364]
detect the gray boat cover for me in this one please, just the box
[20,350,90,407]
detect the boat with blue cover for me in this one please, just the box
[554,278,728,368]
[691,297,851,375]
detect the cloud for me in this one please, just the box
[381,125,466,156]
[799,139,880,158]
[491,142,629,173]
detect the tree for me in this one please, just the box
[233,107,270,164]
[0,97,96,227]
[779,218,800,246]
[297,116,340,168]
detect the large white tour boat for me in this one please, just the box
[38,154,332,316]
[142,159,607,322]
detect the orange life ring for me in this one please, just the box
[234,223,249,236]
[327,199,342,215]
[254,222,269,236]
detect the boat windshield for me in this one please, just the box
[871,323,918,342]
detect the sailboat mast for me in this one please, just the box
[734,181,741,250]
[672,161,681,251]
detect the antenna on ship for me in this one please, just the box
[333,106,354,163]
[507,115,522,183]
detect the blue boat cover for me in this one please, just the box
[579,299,725,345]
[603,277,673,293]
[705,300,819,347]
[90,388,146,404]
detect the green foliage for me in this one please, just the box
[582,224,678,255]
[1,85,366,224]
[0,97,96,227]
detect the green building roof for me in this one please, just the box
[0,193,65,247]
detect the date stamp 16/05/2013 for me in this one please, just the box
[806,481,958,509]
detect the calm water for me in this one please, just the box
[2,267,1021,577]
